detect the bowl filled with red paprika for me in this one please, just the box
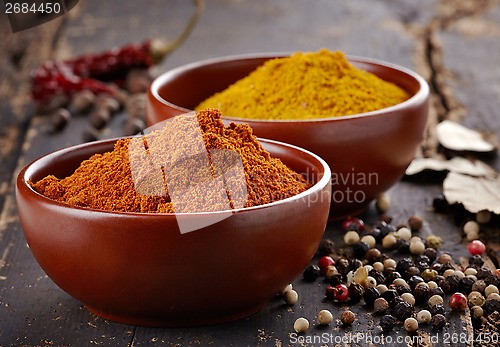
[16,110,331,327]
[147,49,429,219]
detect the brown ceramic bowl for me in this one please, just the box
[147,53,429,218]
[16,137,331,327]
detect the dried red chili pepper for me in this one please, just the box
[31,0,204,104]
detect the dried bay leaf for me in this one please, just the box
[406,157,496,177]
[436,120,496,152]
[444,172,500,214]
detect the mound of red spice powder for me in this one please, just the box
[31,109,311,213]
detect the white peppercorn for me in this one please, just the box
[428,281,438,289]
[404,317,419,332]
[409,241,426,255]
[344,231,360,245]
[367,276,377,288]
[428,294,444,307]
[373,262,384,272]
[382,234,397,249]
[485,285,499,297]
[464,268,478,277]
[294,317,309,333]
[384,258,397,270]
[416,310,432,324]
[401,293,416,306]
[454,270,465,279]
[280,283,293,295]
[284,290,299,305]
[361,235,376,248]
[376,284,388,295]
[463,221,480,235]
[396,227,412,241]
[317,309,333,325]
[376,193,390,213]
[443,269,456,278]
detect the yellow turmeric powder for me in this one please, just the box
[196,49,410,120]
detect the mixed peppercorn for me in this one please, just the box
[285,213,499,337]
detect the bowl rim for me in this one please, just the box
[18,136,331,217]
[150,52,430,123]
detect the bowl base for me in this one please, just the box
[85,301,269,327]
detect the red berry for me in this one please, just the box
[333,284,349,302]
[342,217,365,232]
[318,256,335,275]
[449,292,467,311]
[468,240,486,256]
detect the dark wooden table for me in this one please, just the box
[1,1,499,346]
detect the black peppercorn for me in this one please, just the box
[380,315,397,332]
[350,258,364,272]
[396,239,410,254]
[440,262,455,274]
[390,296,404,307]
[352,242,370,259]
[446,275,461,292]
[303,265,320,282]
[395,285,411,295]
[460,276,475,294]
[376,221,397,238]
[431,314,447,330]
[415,255,430,264]
[432,194,449,213]
[469,255,485,268]
[89,108,111,130]
[435,276,451,293]
[413,285,429,303]
[428,287,445,299]
[81,128,99,143]
[392,301,413,320]
[472,280,487,293]
[406,267,421,278]
[485,275,500,287]
[368,228,382,241]
[396,258,414,274]
[386,272,402,285]
[408,275,425,289]
[50,108,71,132]
[423,248,437,262]
[328,273,343,287]
[382,289,399,303]
[430,304,446,316]
[365,248,382,263]
[369,269,386,285]
[431,263,443,273]
[416,261,430,273]
[348,282,365,302]
[484,299,500,314]
[477,267,493,280]
[316,239,335,257]
[363,287,381,306]
[336,258,350,276]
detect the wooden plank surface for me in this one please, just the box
[0,0,499,346]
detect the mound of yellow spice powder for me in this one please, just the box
[196,49,410,120]
[31,109,311,213]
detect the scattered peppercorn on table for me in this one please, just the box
[1,1,500,346]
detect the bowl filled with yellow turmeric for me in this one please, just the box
[16,109,332,327]
[147,49,429,218]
